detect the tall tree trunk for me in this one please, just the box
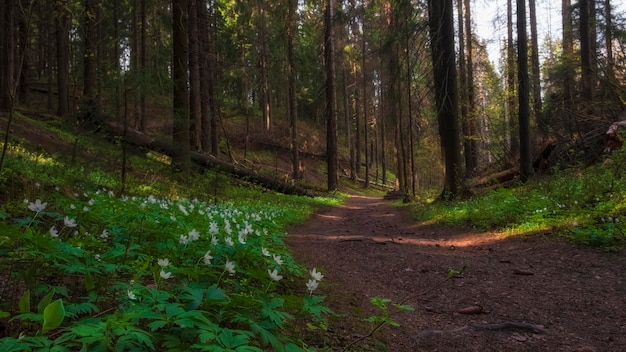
[288,0,300,179]
[324,0,338,191]
[188,0,202,151]
[428,0,462,199]
[458,0,468,175]
[198,0,212,153]
[562,0,574,103]
[463,0,477,175]
[579,0,593,103]
[529,0,544,133]
[0,0,15,111]
[17,10,30,105]
[352,61,360,182]
[172,0,191,171]
[518,0,532,181]
[257,0,271,131]
[362,14,370,188]
[139,0,147,131]
[83,0,98,104]
[507,0,519,160]
[55,0,69,117]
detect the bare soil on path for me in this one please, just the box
[287,195,626,352]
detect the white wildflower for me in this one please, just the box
[160,270,172,280]
[28,199,47,213]
[306,279,319,294]
[224,237,234,247]
[273,255,283,266]
[310,268,324,281]
[203,250,213,265]
[49,226,59,238]
[64,216,77,228]
[225,260,236,276]
[157,258,170,267]
[211,236,219,246]
[268,268,283,282]
[188,229,200,241]
[179,235,189,245]
[262,247,271,257]
[209,222,219,235]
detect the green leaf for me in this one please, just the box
[205,285,229,304]
[18,289,31,314]
[0,310,10,318]
[393,304,415,311]
[41,299,65,334]
[37,289,55,314]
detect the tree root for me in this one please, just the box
[415,321,547,339]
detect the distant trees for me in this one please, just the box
[0,0,625,196]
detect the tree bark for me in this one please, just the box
[287,0,300,179]
[172,0,191,171]
[55,0,69,117]
[256,0,271,131]
[518,0,532,182]
[83,0,98,102]
[325,0,338,191]
[464,0,477,175]
[428,0,462,198]
[188,0,202,151]
[529,0,544,132]
[580,0,593,103]
[507,0,519,160]
[0,0,15,111]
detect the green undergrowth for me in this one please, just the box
[0,120,341,351]
[413,154,626,250]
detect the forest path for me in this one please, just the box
[287,195,626,351]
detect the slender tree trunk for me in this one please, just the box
[83,0,98,103]
[518,0,532,181]
[198,0,212,153]
[429,0,462,198]
[562,0,574,103]
[458,0,471,177]
[464,0,477,175]
[0,0,15,111]
[188,0,202,151]
[172,0,191,171]
[288,0,300,179]
[507,0,519,160]
[17,11,29,105]
[55,0,69,117]
[324,0,338,191]
[362,14,369,188]
[257,0,271,131]
[351,61,360,182]
[580,0,593,103]
[529,0,544,132]
[139,0,147,131]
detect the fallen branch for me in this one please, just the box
[415,321,547,339]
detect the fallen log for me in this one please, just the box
[105,122,317,197]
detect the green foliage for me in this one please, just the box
[413,155,626,249]
[0,135,335,351]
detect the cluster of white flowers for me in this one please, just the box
[306,268,324,294]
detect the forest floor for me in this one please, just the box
[287,195,626,352]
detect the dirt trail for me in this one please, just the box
[287,195,626,351]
